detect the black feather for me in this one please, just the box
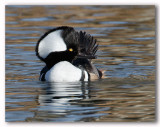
[73,30,101,78]
[78,31,98,58]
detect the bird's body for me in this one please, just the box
[36,26,103,82]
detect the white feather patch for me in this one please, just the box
[45,61,83,82]
[38,30,67,59]
[84,71,89,81]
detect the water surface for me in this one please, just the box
[5,5,155,122]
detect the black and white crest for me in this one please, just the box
[35,26,79,62]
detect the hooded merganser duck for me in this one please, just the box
[36,26,103,82]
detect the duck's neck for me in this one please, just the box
[44,51,75,69]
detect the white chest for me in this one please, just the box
[45,61,88,82]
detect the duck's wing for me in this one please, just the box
[78,31,98,59]
[39,66,49,81]
[73,58,102,79]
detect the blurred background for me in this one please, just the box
[5,5,155,122]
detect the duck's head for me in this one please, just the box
[36,26,97,69]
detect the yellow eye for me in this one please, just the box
[69,48,73,52]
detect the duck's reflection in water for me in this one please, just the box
[35,81,109,122]
[38,81,91,114]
